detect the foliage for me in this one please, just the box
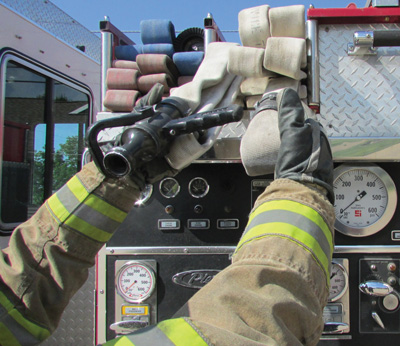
[33,136,80,205]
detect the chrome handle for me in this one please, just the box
[359,281,394,297]
[323,322,350,334]
[110,319,148,334]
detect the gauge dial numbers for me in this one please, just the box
[159,177,180,198]
[329,262,349,302]
[333,164,397,237]
[189,177,209,198]
[116,262,156,303]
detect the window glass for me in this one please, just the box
[1,60,90,229]
[2,62,45,223]
[52,82,88,192]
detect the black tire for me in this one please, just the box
[174,27,204,52]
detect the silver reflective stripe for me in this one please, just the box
[55,182,81,214]
[244,209,332,259]
[125,325,175,346]
[0,305,41,345]
[73,202,120,234]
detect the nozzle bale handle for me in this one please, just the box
[163,104,243,137]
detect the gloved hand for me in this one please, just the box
[275,88,334,203]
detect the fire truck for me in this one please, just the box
[2,0,400,345]
[0,0,100,344]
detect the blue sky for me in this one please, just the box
[51,0,366,43]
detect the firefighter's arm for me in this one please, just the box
[0,162,141,345]
[180,89,335,346]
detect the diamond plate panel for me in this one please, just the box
[1,0,100,62]
[318,23,400,138]
[40,267,95,346]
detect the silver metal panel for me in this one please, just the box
[0,0,100,62]
[318,23,400,138]
[40,268,95,346]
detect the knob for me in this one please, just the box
[359,281,393,297]
[387,276,397,286]
[382,293,399,312]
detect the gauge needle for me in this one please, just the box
[125,280,137,293]
[331,272,337,279]
[339,191,367,216]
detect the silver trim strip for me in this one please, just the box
[104,245,400,256]
[193,137,400,162]
[101,30,112,112]
[334,246,400,254]
[306,19,320,107]
[106,246,236,255]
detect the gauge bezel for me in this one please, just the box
[159,177,180,198]
[188,177,209,198]
[333,164,397,237]
[134,184,153,206]
[115,261,156,303]
[329,261,349,302]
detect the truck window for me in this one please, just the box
[1,59,91,232]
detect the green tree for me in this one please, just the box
[53,135,80,191]
[33,135,80,205]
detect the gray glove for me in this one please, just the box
[275,88,334,203]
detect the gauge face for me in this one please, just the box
[189,177,209,198]
[329,262,348,302]
[333,164,397,237]
[116,262,156,302]
[134,184,153,206]
[159,177,180,198]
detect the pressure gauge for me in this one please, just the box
[189,177,209,198]
[116,262,156,303]
[159,177,180,198]
[134,184,153,206]
[333,164,397,237]
[329,262,348,302]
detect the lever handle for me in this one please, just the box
[371,311,386,330]
[163,104,243,137]
[323,322,350,334]
[359,281,394,297]
[110,319,149,334]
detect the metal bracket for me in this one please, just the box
[348,31,378,55]
[347,43,377,55]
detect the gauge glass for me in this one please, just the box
[159,177,180,198]
[134,184,153,206]
[333,164,397,237]
[116,262,155,302]
[189,177,209,198]
[329,262,348,302]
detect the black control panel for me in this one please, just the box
[101,162,400,345]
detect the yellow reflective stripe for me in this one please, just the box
[47,194,69,223]
[237,222,330,282]
[158,318,208,346]
[84,194,127,223]
[102,336,135,346]
[249,200,333,252]
[0,323,21,346]
[66,176,89,203]
[0,292,50,343]
[64,215,113,243]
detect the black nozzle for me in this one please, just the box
[103,149,132,178]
